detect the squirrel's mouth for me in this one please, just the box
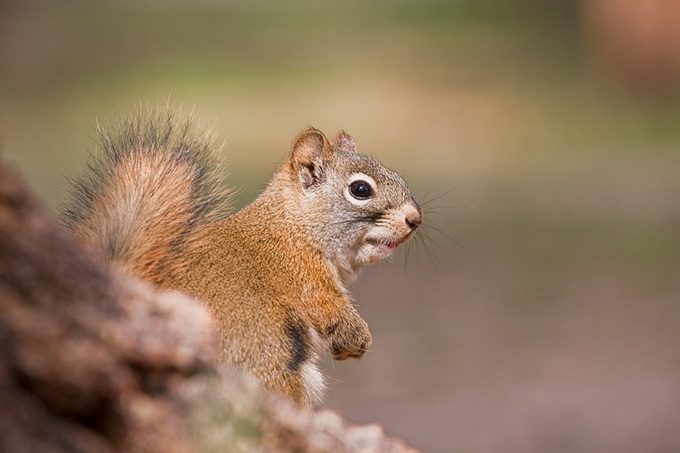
[365,238,403,257]
[360,228,417,264]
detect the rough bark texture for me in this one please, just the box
[0,157,418,453]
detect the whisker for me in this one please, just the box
[422,209,456,222]
[423,228,455,260]
[417,186,441,206]
[421,222,469,252]
[418,229,441,268]
[418,184,460,208]
[404,240,412,272]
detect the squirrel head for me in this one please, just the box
[281,127,422,283]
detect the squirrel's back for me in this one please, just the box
[61,106,232,284]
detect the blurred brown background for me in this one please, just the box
[2,1,680,452]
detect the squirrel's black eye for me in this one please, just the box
[349,180,375,200]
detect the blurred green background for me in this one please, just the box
[2,1,680,452]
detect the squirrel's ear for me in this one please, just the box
[290,127,333,187]
[331,131,357,153]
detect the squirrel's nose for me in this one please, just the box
[404,204,422,230]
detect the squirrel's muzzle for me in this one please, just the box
[403,203,422,231]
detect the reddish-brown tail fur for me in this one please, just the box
[61,105,232,284]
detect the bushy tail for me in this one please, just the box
[61,104,232,285]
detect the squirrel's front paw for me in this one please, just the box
[326,315,372,360]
